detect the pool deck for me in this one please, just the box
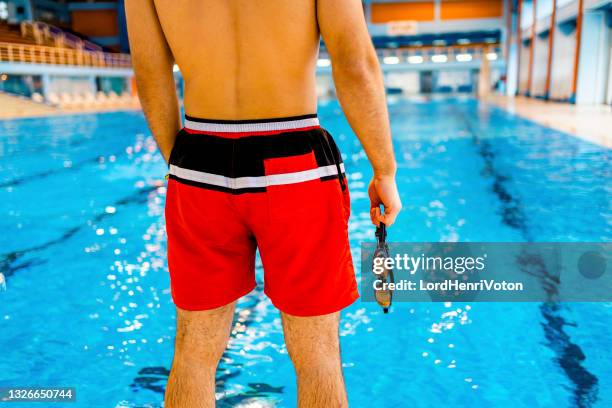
[486,95,612,148]
[0,92,60,118]
[0,92,141,120]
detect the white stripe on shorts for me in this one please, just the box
[169,163,345,190]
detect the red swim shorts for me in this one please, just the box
[164,114,359,316]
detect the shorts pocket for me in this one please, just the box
[263,151,324,220]
[322,130,350,223]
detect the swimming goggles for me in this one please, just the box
[373,222,394,313]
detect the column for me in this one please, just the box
[526,0,537,97]
[544,0,557,100]
[516,0,523,96]
[570,0,584,104]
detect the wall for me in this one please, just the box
[68,3,120,50]
[440,0,503,19]
[521,0,534,28]
[576,10,609,104]
[607,46,612,104]
[512,0,612,104]
[607,10,612,105]
[518,1,534,95]
[71,9,118,37]
[0,74,40,96]
[97,77,128,94]
[386,72,421,93]
[531,31,550,97]
[46,75,96,96]
[549,20,576,100]
[518,39,531,94]
[370,0,503,22]
[536,0,554,18]
[506,40,519,95]
[437,70,473,92]
[371,2,435,23]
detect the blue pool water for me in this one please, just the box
[0,97,610,407]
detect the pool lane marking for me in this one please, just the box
[454,105,600,405]
[455,108,530,238]
[0,147,127,189]
[0,185,157,278]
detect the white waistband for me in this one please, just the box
[184,117,320,133]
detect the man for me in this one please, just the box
[125,1,401,406]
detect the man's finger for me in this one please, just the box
[370,207,381,226]
[381,206,399,226]
[369,195,382,208]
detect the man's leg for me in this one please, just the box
[165,302,236,408]
[281,311,348,408]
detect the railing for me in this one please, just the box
[377,44,502,64]
[318,44,502,66]
[20,21,103,52]
[317,44,503,67]
[0,41,131,68]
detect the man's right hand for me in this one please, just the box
[368,175,402,227]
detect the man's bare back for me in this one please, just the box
[154,0,319,119]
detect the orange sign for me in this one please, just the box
[387,20,418,36]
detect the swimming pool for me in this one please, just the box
[0,97,610,407]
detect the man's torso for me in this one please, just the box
[154,0,320,119]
